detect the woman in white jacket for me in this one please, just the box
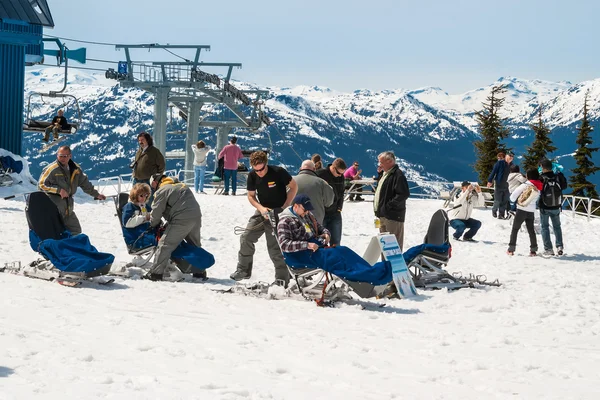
[191,140,211,194]
[507,169,543,256]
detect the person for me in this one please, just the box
[294,160,334,224]
[230,151,298,285]
[344,161,364,201]
[449,181,485,242]
[487,151,514,219]
[217,136,243,196]
[373,151,410,251]
[311,154,323,170]
[131,132,166,185]
[277,194,331,252]
[316,158,347,246]
[121,183,156,251]
[276,194,392,286]
[38,145,106,235]
[539,158,567,256]
[191,140,211,194]
[507,168,543,256]
[146,174,207,281]
[43,109,70,142]
[507,164,527,212]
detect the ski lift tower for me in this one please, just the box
[108,44,271,176]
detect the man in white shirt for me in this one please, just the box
[449,181,485,242]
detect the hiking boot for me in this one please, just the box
[492,212,497,218]
[222,192,229,196]
[506,250,514,256]
[143,273,164,281]
[557,246,564,256]
[192,271,208,280]
[232,192,236,196]
[230,269,251,281]
[529,251,537,257]
[542,250,555,257]
[355,196,365,202]
[42,137,49,142]
[497,215,507,220]
[462,237,478,243]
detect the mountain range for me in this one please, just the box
[21,68,600,188]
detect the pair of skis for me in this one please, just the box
[1,261,115,287]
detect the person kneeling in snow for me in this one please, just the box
[449,181,485,242]
[145,174,209,281]
[121,183,156,251]
[507,169,542,256]
[276,194,392,286]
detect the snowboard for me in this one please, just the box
[39,136,67,154]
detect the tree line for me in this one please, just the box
[473,84,599,200]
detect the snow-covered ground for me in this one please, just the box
[2,186,600,399]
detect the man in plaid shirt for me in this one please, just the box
[276,194,331,253]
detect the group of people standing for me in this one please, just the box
[448,150,567,257]
[37,130,414,284]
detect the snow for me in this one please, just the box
[2,174,600,399]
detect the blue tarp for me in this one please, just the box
[284,242,451,286]
[0,156,23,173]
[29,231,115,274]
[172,241,215,271]
[284,246,392,285]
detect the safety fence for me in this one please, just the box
[562,195,600,221]
[94,172,600,222]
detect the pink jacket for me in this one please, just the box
[344,166,359,180]
[218,144,243,170]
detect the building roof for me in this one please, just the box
[0,0,54,27]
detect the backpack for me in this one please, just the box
[541,174,563,207]
[518,184,539,207]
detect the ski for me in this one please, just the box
[39,136,67,154]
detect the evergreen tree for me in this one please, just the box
[523,107,557,172]
[473,85,511,183]
[569,92,599,199]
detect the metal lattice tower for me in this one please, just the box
[108,44,271,176]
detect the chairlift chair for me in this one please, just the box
[23,92,81,134]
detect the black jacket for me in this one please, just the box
[539,171,567,210]
[375,165,410,222]
[316,164,345,214]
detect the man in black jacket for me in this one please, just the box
[316,158,347,246]
[373,151,410,251]
[539,159,567,256]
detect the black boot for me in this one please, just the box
[143,273,164,281]
[192,271,208,281]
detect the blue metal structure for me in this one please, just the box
[0,0,54,155]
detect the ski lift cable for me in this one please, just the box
[270,123,303,162]
[43,34,117,47]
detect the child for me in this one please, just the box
[507,169,543,256]
[121,183,156,250]
[507,164,527,212]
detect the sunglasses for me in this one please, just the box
[253,164,266,172]
[58,154,70,158]
[335,168,345,176]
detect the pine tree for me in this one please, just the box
[569,92,599,199]
[473,85,511,183]
[523,107,557,172]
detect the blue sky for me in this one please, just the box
[43,0,599,94]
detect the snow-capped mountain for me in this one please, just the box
[21,68,600,187]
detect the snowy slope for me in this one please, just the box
[1,187,600,399]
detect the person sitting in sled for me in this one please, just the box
[276,194,392,286]
[121,183,157,251]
